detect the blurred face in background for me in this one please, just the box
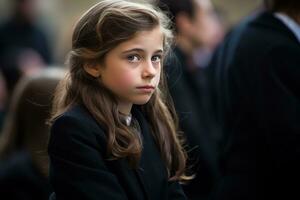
[186,0,224,49]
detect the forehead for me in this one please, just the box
[111,26,164,53]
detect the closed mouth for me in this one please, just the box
[136,85,155,89]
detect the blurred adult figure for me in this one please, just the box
[0,0,52,65]
[0,67,65,200]
[0,0,51,131]
[206,0,300,199]
[0,48,45,99]
[157,0,224,199]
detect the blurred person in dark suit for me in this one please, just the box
[157,0,224,199]
[0,67,65,200]
[0,47,45,132]
[0,0,52,93]
[206,0,300,199]
[0,0,53,131]
[0,0,53,65]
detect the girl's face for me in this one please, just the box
[99,26,164,114]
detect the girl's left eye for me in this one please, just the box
[127,55,140,62]
[151,55,162,62]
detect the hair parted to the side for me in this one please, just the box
[50,0,189,182]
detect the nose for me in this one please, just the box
[142,60,157,79]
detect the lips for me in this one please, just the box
[136,85,155,89]
[136,85,155,93]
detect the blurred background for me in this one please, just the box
[0,0,262,65]
[0,0,264,199]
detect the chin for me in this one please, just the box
[133,100,151,105]
[132,97,152,105]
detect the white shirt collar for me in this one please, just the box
[274,12,300,43]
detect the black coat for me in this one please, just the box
[0,18,52,64]
[165,48,219,200]
[48,105,186,200]
[206,11,300,200]
[0,151,52,200]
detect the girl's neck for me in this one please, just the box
[118,102,133,126]
[118,102,132,115]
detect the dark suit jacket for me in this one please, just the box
[206,11,300,199]
[165,48,219,200]
[48,104,186,200]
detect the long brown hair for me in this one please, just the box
[50,0,188,181]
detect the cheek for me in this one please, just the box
[154,69,161,85]
[114,71,135,89]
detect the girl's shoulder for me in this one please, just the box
[51,104,106,138]
[59,104,95,122]
[49,104,108,155]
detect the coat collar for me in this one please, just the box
[274,12,300,43]
[251,11,300,44]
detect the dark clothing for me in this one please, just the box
[206,11,300,200]
[165,48,219,200]
[0,18,52,96]
[0,151,52,200]
[0,18,52,65]
[48,105,186,200]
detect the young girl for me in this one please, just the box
[48,0,189,199]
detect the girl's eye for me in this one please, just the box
[127,55,140,62]
[151,55,162,63]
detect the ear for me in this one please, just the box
[83,63,102,78]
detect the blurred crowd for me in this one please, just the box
[0,0,299,200]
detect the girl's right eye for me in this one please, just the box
[127,55,140,62]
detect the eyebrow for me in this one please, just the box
[121,48,163,54]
